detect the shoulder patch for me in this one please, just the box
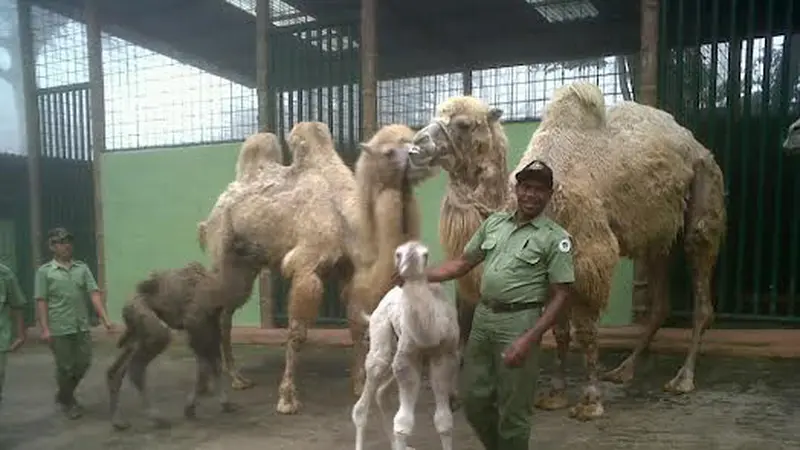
[557,237,572,253]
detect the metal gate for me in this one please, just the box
[658,0,800,323]
[267,21,361,326]
[36,82,99,324]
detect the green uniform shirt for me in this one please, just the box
[464,211,575,306]
[0,263,26,352]
[34,260,99,337]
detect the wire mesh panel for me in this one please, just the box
[378,72,464,128]
[659,0,800,323]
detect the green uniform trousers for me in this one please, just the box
[49,331,92,405]
[0,351,7,404]
[461,303,541,450]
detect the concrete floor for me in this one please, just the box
[1,338,799,450]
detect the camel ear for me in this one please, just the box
[488,107,503,123]
[358,143,375,155]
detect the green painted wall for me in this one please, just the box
[102,144,261,326]
[102,121,632,328]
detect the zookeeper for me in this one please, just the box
[411,159,575,450]
[35,227,112,419]
[0,261,27,406]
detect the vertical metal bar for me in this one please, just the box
[735,0,755,314]
[675,0,685,120]
[18,0,42,268]
[327,28,334,132]
[316,29,323,122]
[255,0,274,328]
[720,0,739,314]
[708,0,723,309]
[296,30,304,122]
[781,0,796,318]
[462,69,473,96]
[337,31,345,151]
[85,0,107,293]
[754,0,774,315]
[71,89,80,160]
[350,24,358,153]
[360,0,378,139]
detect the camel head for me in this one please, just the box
[411,96,503,174]
[394,240,429,280]
[783,117,800,155]
[358,124,438,186]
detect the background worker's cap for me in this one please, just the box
[515,159,554,188]
[48,227,74,243]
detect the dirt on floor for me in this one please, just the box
[1,338,799,450]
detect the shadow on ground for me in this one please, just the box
[1,340,798,450]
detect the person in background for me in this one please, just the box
[35,227,112,419]
[0,261,27,406]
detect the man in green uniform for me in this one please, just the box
[0,262,27,406]
[35,227,112,419]
[412,159,574,450]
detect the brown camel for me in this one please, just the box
[107,209,266,431]
[197,122,434,414]
[410,82,727,421]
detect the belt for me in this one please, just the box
[480,300,542,313]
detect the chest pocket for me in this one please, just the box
[48,270,84,294]
[513,239,547,273]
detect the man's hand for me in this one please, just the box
[9,336,25,352]
[502,331,540,368]
[391,270,405,287]
[40,327,51,343]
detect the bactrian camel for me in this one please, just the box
[352,240,459,450]
[197,122,435,415]
[409,82,727,421]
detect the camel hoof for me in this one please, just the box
[535,389,570,411]
[184,404,197,419]
[601,364,635,385]
[151,416,172,429]
[111,419,131,431]
[568,401,605,421]
[221,401,239,413]
[449,393,461,412]
[231,376,254,391]
[276,397,301,415]
[664,374,696,394]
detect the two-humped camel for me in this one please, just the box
[197,122,435,414]
[352,240,459,450]
[409,81,726,420]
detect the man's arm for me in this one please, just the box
[6,270,27,350]
[33,268,50,339]
[425,217,490,283]
[515,282,571,346]
[84,267,111,327]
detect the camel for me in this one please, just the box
[197,122,435,414]
[410,82,727,421]
[352,240,459,450]
[107,209,266,431]
[783,116,800,153]
[404,96,509,353]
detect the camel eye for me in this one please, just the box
[385,148,396,158]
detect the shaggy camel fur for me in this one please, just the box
[407,96,509,351]
[197,122,434,414]
[352,241,459,450]
[107,211,265,431]
[783,117,800,153]
[345,124,437,398]
[411,82,726,421]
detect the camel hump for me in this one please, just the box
[236,132,283,182]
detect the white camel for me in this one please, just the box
[352,240,460,450]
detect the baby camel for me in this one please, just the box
[106,214,265,431]
[352,241,460,450]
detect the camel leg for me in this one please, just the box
[107,344,135,431]
[665,234,718,393]
[567,301,605,421]
[535,308,571,410]
[276,270,324,415]
[428,353,458,450]
[352,352,392,450]
[219,306,253,390]
[392,350,422,450]
[127,343,171,429]
[603,255,671,384]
